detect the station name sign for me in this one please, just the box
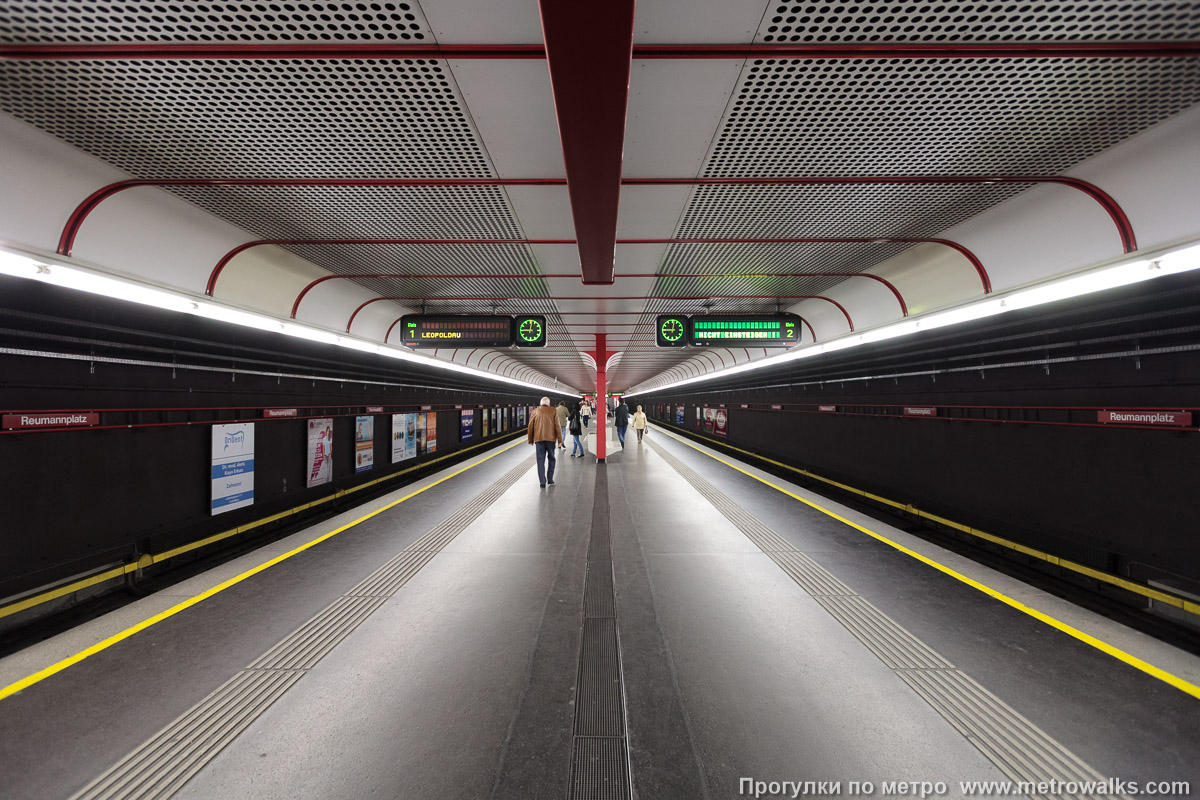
[1097,410,1192,427]
[400,315,547,348]
[903,406,938,417]
[263,408,298,418]
[2,412,99,429]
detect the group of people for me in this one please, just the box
[526,396,649,488]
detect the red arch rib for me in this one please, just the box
[63,176,1127,272]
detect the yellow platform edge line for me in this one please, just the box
[0,437,526,703]
[653,426,1200,702]
[0,432,525,622]
[655,423,1199,616]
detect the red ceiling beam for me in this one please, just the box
[5,42,1198,61]
[61,175,1133,261]
[538,0,635,285]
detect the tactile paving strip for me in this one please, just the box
[68,454,533,800]
[646,435,1129,798]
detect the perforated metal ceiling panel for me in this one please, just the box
[0,2,433,43]
[756,2,1200,43]
[0,59,490,177]
[707,58,1200,177]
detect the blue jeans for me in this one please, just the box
[535,441,557,485]
[561,424,568,445]
[582,415,589,428]
[571,434,584,456]
[616,424,627,445]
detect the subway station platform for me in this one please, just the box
[1,423,1198,800]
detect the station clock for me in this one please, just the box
[512,315,547,347]
[656,315,688,347]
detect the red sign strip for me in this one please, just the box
[1098,410,1192,427]
[2,412,99,429]
[365,406,384,413]
[263,408,298,418]
[819,405,837,412]
[904,406,938,417]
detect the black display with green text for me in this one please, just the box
[690,314,800,347]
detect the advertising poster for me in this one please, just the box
[703,408,715,434]
[714,408,728,438]
[483,408,490,437]
[396,412,415,462]
[415,413,427,456]
[307,418,334,488]
[404,413,417,460]
[211,422,254,515]
[461,409,474,442]
[676,406,685,426]
[426,412,438,453]
[355,415,374,473]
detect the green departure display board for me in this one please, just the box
[512,315,547,348]
[690,315,801,348]
[400,315,514,348]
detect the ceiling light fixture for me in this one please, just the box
[0,246,576,395]
[626,241,1200,398]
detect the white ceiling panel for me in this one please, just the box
[544,276,659,298]
[615,187,693,238]
[449,60,565,179]
[420,0,543,43]
[633,0,767,43]
[613,244,671,275]
[625,61,744,177]
[505,186,575,239]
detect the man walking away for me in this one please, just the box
[632,405,649,444]
[555,400,569,449]
[614,399,630,449]
[569,405,585,457]
[528,396,563,487]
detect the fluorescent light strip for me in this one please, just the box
[0,249,575,395]
[626,242,1200,398]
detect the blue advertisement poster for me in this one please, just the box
[211,422,254,516]
[676,406,685,425]
[461,408,474,442]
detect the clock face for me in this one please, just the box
[660,318,684,342]
[518,318,542,342]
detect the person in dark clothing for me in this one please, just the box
[568,406,585,457]
[613,400,630,448]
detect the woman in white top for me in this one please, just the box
[580,400,591,429]
[631,405,648,443]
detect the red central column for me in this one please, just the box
[595,333,608,463]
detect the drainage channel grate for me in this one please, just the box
[646,437,1127,798]
[69,455,533,800]
[568,469,633,800]
[571,738,631,800]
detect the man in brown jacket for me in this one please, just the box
[528,396,563,488]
